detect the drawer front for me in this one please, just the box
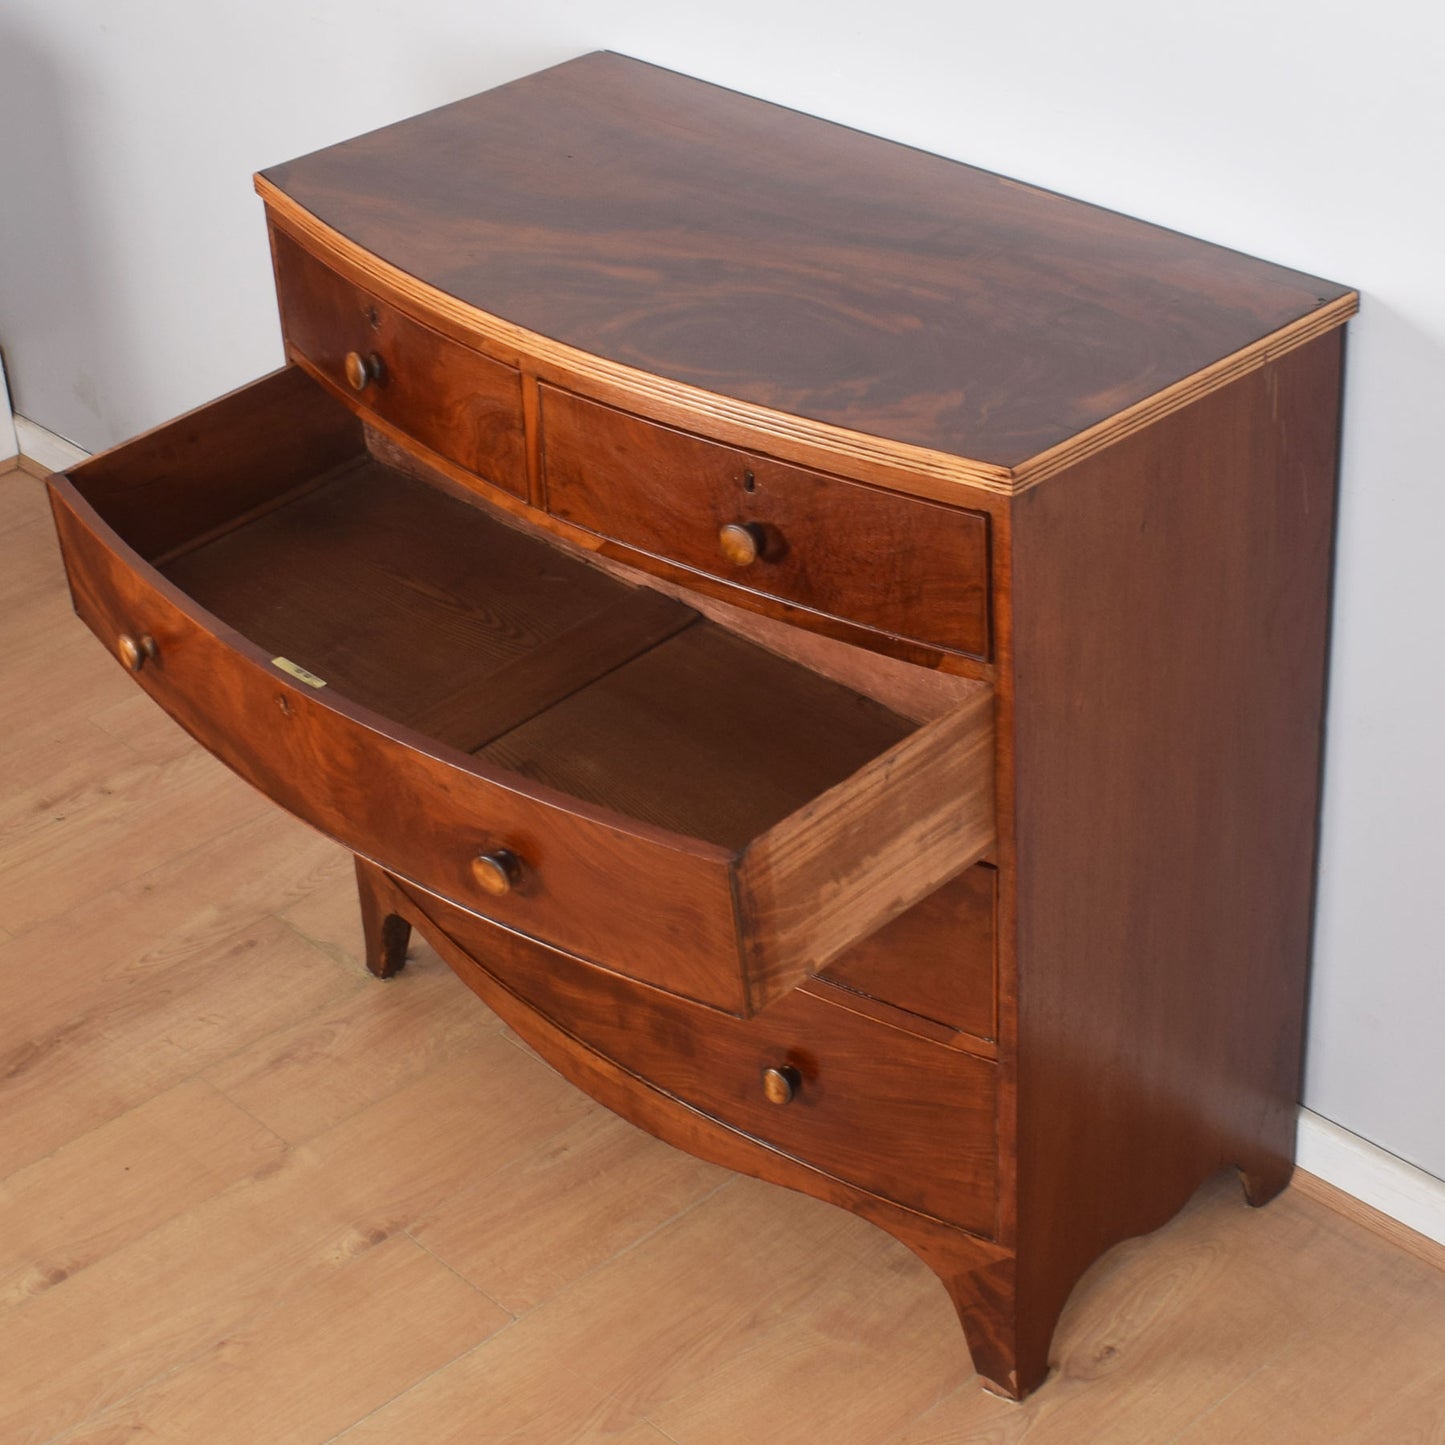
[541,386,991,657]
[271,228,528,497]
[49,482,748,1011]
[409,878,998,1233]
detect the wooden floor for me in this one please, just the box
[3,456,1444,1444]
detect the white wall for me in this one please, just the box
[0,351,16,464]
[2,1,1441,1180]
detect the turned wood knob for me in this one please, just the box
[718,522,766,567]
[761,1065,801,1105]
[471,848,524,897]
[117,633,157,672]
[344,350,384,392]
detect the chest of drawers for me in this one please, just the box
[45,52,1354,1399]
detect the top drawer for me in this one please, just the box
[541,387,991,658]
[270,229,528,498]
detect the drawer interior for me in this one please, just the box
[83,374,915,852]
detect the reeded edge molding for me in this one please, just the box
[1011,293,1359,489]
[257,178,1357,499]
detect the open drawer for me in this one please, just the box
[47,368,996,1016]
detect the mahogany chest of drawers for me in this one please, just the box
[46,52,1355,1399]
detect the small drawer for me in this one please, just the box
[541,386,991,658]
[49,369,995,1019]
[404,882,999,1233]
[270,227,528,497]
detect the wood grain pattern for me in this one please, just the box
[738,686,995,1010]
[407,1105,724,1316]
[0,1080,285,1312]
[1001,330,1348,1394]
[57,365,361,562]
[541,385,991,656]
[150,440,708,758]
[408,586,698,752]
[49,402,991,1018]
[817,864,997,1042]
[379,869,1000,1239]
[49,478,749,1011]
[478,622,917,852]
[272,228,528,497]
[50,1234,502,1445]
[365,416,1001,679]
[257,52,1354,488]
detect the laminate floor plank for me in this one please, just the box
[540,1180,876,1412]
[86,687,206,764]
[409,1108,727,1314]
[0,513,67,605]
[293,1040,599,1229]
[202,946,500,1145]
[0,606,130,753]
[0,743,274,935]
[0,464,44,533]
[0,912,353,1181]
[330,1314,656,1444]
[277,851,424,969]
[0,1043,585,1444]
[0,1079,287,1311]
[647,1215,969,1445]
[885,1174,1445,1444]
[49,1234,507,1445]
[0,811,357,1178]
[0,807,354,1060]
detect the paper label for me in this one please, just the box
[272,657,327,689]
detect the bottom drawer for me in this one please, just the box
[396,876,999,1234]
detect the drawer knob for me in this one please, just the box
[472,848,524,897]
[718,522,766,567]
[761,1065,801,1106]
[117,633,158,672]
[344,350,385,392]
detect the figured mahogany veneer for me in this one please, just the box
[271,228,528,497]
[374,867,1000,1228]
[46,52,1354,1401]
[541,386,991,657]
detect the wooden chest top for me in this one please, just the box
[259,51,1353,476]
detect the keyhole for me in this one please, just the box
[742,470,756,493]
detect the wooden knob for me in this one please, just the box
[761,1065,801,1106]
[471,848,523,897]
[344,350,384,392]
[718,522,766,567]
[117,633,157,672]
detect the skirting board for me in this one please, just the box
[1297,1109,1445,1249]
[16,414,89,472]
[14,402,1445,1258]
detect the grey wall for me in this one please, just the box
[2,0,1441,1177]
